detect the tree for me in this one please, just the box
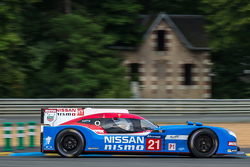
[136,0,204,15]
[22,1,132,98]
[201,0,250,98]
[3,0,210,98]
[0,1,30,97]
[75,0,144,46]
[50,14,131,97]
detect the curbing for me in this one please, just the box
[9,152,44,156]
[0,152,12,156]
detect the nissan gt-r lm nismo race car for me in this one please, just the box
[41,108,243,158]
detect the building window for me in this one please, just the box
[130,63,139,81]
[157,30,165,51]
[184,64,192,85]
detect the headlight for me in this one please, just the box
[225,129,237,138]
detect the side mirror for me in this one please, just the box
[152,127,165,133]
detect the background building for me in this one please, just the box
[111,13,212,99]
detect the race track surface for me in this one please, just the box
[0,156,249,167]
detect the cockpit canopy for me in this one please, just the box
[75,113,158,133]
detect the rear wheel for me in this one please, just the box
[188,129,218,158]
[55,129,84,157]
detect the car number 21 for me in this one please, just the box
[146,139,161,151]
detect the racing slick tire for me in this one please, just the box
[188,128,218,158]
[55,129,85,157]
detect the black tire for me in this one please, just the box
[188,129,218,158]
[55,129,85,157]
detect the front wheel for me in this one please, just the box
[188,129,218,158]
[55,129,85,157]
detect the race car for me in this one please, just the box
[41,108,243,158]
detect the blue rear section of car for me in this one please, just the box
[42,124,237,155]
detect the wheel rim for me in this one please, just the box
[195,134,213,153]
[62,135,78,151]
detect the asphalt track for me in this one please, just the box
[1,114,250,124]
[0,148,249,167]
[0,154,250,167]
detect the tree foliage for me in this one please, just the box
[21,1,132,98]
[0,0,31,97]
[49,14,129,97]
[2,0,248,98]
[201,0,250,98]
[75,0,144,46]
[136,0,204,15]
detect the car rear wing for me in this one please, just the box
[41,108,129,127]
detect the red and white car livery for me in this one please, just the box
[42,108,129,126]
[42,108,155,135]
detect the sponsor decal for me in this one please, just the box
[178,147,185,151]
[57,108,77,112]
[46,136,52,145]
[104,136,144,151]
[44,136,53,150]
[88,147,99,150]
[47,116,54,122]
[104,145,144,151]
[55,108,84,116]
[93,130,104,134]
[45,146,53,150]
[44,109,57,113]
[146,139,161,151]
[227,149,237,153]
[77,109,84,116]
[57,113,76,116]
[168,143,176,151]
[147,135,161,138]
[228,141,237,146]
[105,136,144,144]
[165,135,188,140]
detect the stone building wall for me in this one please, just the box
[122,20,211,99]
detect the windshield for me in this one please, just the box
[113,118,134,132]
[113,118,157,132]
[141,119,158,129]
